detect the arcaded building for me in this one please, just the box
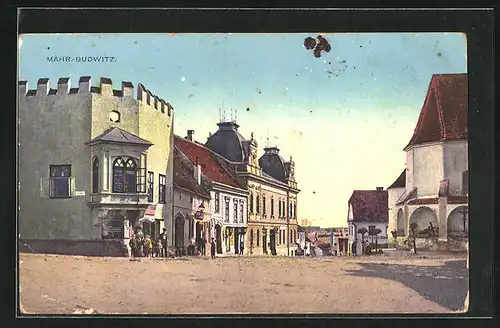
[18,77,174,256]
[387,73,468,251]
[204,121,300,256]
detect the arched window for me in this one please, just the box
[257,229,260,246]
[113,157,137,193]
[92,157,99,194]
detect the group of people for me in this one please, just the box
[129,227,168,258]
[189,235,218,259]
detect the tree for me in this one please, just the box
[409,222,418,254]
[357,227,368,254]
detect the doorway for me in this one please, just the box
[234,229,240,255]
[269,229,277,255]
[262,229,267,254]
[175,215,185,249]
[215,224,222,254]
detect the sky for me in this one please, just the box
[18,33,467,228]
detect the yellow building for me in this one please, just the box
[204,121,300,256]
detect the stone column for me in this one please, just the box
[438,197,448,241]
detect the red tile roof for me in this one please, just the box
[407,197,438,205]
[448,196,468,204]
[396,188,417,205]
[348,190,388,223]
[174,135,242,189]
[173,146,211,199]
[404,74,468,150]
[388,170,406,189]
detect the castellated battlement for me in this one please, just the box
[18,76,174,116]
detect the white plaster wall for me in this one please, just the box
[412,143,444,197]
[348,221,388,254]
[443,141,468,196]
[387,187,405,238]
[173,188,208,248]
[18,82,96,240]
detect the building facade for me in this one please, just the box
[347,188,389,255]
[204,121,300,256]
[174,133,248,256]
[388,73,468,251]
[172,145,211,255]
[18,77,174,256]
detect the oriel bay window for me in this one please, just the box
[159,174,166,203]
[50,165,72,198]
[113,157,141,193]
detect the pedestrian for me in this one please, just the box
[146,236,153,257]
[210,238,216,259]
[129,234,137,258]
[201,235,206,256]
[160,228,168,258]
[135,227,145,257]
[239,238,244,255]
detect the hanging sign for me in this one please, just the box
[145,205,156,216]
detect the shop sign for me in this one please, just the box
[145,205,156,216]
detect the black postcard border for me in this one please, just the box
[4,6,496,328]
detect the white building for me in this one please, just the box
[172,145,211,256]
[388,73,468,251]
[347,188,389,255]
[175,133,248,256]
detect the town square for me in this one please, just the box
[17,30,470,315]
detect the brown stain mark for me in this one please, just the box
[304,35,331,58]
[169,33,175,37]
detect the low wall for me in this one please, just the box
[18,239,129,257]
[394,236,467,252]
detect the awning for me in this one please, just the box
[139,216,155,223]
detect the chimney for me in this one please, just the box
[57,77,70,95]
[79,76,91,93]
[187,130,194,141]
[194,156,201,185]
[376,187,384,191]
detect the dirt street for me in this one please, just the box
[18,253,468,315]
